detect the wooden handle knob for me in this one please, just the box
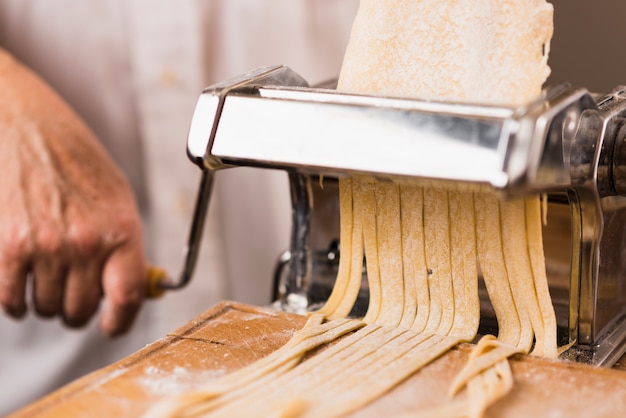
[146,266,169,298]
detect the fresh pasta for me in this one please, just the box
[144,1,556,417]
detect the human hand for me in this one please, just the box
[0,49,148,336]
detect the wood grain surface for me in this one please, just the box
[10,301,626,417]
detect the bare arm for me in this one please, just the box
[0,48,148,336]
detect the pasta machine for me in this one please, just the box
[165,65,626,367]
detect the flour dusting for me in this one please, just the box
[137,366,226,396]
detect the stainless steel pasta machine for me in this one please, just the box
[162,65,626,367]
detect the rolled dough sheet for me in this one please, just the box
[10,302,626,418]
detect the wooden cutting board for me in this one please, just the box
[10,301,626,417]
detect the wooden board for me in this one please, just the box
[11,301,626,417]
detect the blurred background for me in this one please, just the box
[549,0,626,93]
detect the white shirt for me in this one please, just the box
[0,0,358,413]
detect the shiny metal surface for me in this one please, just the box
[189,69,598,194]
[563,87,626,364]
[213,89,512,187]
[187,65,309,168]
[156,169,214,291]
[162,66,308,291]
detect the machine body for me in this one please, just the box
[177,65,626,366]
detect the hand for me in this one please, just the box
[0,49,148,336]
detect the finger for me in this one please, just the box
[32,257,67,318]
[62,261,103,328]
[0,255,29,319]
[99,244,146,336]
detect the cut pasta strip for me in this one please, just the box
[448,336,523,398]
[318,179,365,319]
[525,197,558,358]
[466,360,514,418]
[359,179,383,324]
[375,181,405,327]
[500,198,544,353]
[474,193,523,347]
[399,184,428,331]
[448,189,479,340]
[422,187,454,335]
[317,179,355,318]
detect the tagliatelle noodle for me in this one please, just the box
[448,189,480,340]
[399,185,428,331]
[318,179,365,320]
[525,197,558,358]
